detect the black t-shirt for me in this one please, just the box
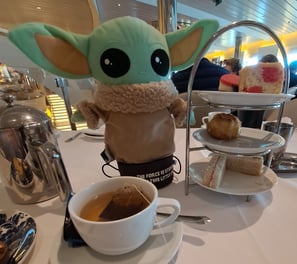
[171,58,229,93]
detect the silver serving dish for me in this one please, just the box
[272,152,297,172]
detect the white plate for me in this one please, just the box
[81,127,105,139]
[49,222,182,264]
[83,132,104,139]
[0,209,36,264]
[190,159,278,195]
[197,91,294,107]
[82,126,105,135]
[193,127,285,154]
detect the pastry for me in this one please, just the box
[226,156,263,176]
[219,74,239,92]
[206,113,240,140]
[0,241,9,264]
[238,62,284,93]
[203,154,226,189]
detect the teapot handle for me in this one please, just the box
[37,142,73,202]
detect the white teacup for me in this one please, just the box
[201,110,231,127]
[68,176,180,255]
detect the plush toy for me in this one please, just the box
[9,16,218,187]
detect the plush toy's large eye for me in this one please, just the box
[100,48,130,78]
[151,49,169,76]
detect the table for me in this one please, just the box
[1,128,297,264]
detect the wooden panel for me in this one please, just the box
[1,0,297,52]
[0,0,99,34]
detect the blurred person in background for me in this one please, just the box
[260,54,278,63]
[224,58,242,75]
[171,58,229,127]
[171,57,229,93]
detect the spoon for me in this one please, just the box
[7,227,36,264]
[157,212,211,224]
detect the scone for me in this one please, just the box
[206,113,240,140]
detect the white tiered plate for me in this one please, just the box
[197,91,294,107]
[193,127,285,154]
[190,159,278,195]
[50,222,182,264]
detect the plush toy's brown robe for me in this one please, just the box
[77,80,186,164]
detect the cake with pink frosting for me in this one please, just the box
[238,62,284,93]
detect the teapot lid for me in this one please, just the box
[0,94,49,128]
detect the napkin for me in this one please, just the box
[63,193,86,248]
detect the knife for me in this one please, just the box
[64,132,82,142]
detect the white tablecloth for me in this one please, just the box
[1,128,297,264]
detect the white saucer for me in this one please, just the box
[49,222,182,264]
[190,159,278,195]
[81,127,105,139]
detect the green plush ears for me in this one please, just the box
[9,23,91,79]
[9,17,218,84]
[166,19,218,72]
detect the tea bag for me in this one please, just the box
[99,183,150,221]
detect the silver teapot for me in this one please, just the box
[0,95,72,204]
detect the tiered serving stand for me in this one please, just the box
[184,20,292,196]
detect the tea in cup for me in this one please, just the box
[68,176,180,255]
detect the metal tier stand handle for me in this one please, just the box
[184,20,290,195]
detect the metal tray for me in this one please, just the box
[272,152,297,173]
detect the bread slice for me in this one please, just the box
[226,156,263,176]
[203,154,226,188]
